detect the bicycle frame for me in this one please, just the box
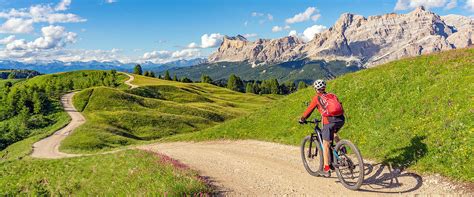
[309,119,340,163]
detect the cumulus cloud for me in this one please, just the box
[251,11,273,24]
[5,25,76,51]
[0,3,86,33]
[201,33,224,48]
[0,18,34,33]
[141,49,201,63]
[288,30,298,37]
[0,35,16,44]
[143,50,172,60]
[187,42,199,49]
[394,0,459,10]
[106,0,117,3]
[302,25,327,42]
[286,7,321,24]
[272,26,283,32]
[55,0,72,11]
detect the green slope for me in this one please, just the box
[60,75,278,153]
[157,59,361,83]
[168,48,474,182]
[0,150,209,195]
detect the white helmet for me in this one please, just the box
[313,79,326,90]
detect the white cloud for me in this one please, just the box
[284,25,291,30]
[0,18,34,33]
[0,35,16,44]
[251,12,264,17]
[288,30,298,37]
[106,0,117,3]
[286,7,321,24]
[0,3,86,31]
[243,33,258,38]
[141,49,201,63]
[302,25,327,42]
[171,49,200,59]
[143,50,172,59]
[272,26,283,32]
[55,0,72,11]
[201,33,224,48]
[187,42,199,49]
[5,25,76,51]
[394,0,460,10]
[244,21,248,26]
[267,14,274,21]
[466,0,474,11]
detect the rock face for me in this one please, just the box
[209,7,474,68]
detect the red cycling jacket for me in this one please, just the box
[301,92,342,124]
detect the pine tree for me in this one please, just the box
[269,78,280,94]
[298,81,307,90]
[133,64,143,75]
[245,83,254,93]
[201,75,213,84]
[227,74,244,92]
[164,71,171,80]
[252,81,260,94]
[7,72,15,79]
[181,77,193,83]
[173,74,178,81]
[144,71,150,77]
[32,91,43,114]
[150,71,156,78]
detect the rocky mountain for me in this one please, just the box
[209,7,473,68]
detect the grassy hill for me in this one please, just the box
[168,48,474,182]
[1,150,209,195]
[60,74,278,153]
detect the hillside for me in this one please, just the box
[168,48,474,182]
[159,59,360,83]
[0,69,41,79]
[60,75,277,153]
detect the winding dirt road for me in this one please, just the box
[31,92,84,159]
[123,73,138,89]
[29,74,471,195]
[139,140,468,196]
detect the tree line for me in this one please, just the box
[133,64,309,95]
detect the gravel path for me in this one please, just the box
[123,73,138,89]
[139,140,470,196]
[31,92,84,159]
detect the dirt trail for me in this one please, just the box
[139,140,468,196]
[31,73,138,159]
[31,92,84,159]
[123,73,138,89]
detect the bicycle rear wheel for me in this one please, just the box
[334,139,364,190]
[301,135,323,176]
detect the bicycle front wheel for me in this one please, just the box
[334,139,364,190]
[301,135,323,176]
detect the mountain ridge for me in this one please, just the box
[209,7,474,68]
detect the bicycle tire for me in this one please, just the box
[334,139,364,190]
[301,135,323,176]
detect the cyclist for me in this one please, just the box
[299,79,345,177]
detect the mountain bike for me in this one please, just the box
[300,118,364,190]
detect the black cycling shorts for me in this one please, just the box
[321,116,345,141]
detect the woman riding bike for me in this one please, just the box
[299,79,345,177]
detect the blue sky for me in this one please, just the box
[0,0,473,63]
